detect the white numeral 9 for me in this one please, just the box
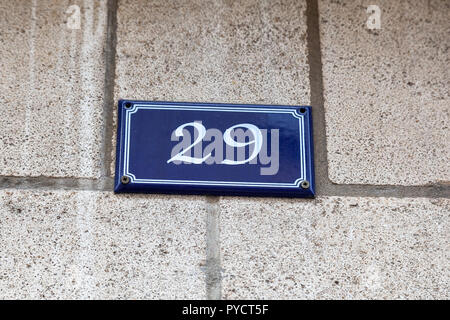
[221,123,262,165]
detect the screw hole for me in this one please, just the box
[121,176,130,184]
[124,102,132,109]
[298,107,306,114]
[300,180,310,189]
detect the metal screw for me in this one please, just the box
[300,180,310,189]
[298,107,306,114]
[121,175,130,184]
[124,102,132,109]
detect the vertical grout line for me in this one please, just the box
[205,196,222,300]
[305,0,331,196]
[100,0,118,186]
[75,191,97,299]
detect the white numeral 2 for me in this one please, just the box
[167,122,211,164]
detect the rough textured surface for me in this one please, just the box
[0,0,106,178]
[0,190,206,299]
[220,196,449,299]
[319,0,450,185]
[112,0,311,174]
[115,0,309,104]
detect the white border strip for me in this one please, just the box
[122,104,307,188]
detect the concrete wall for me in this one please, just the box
[0,0,448,299]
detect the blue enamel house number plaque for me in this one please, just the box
[114,100,315,197]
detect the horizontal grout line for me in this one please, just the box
[0,176,448,198]
[0,176,114,192]
[321,182,450,199]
